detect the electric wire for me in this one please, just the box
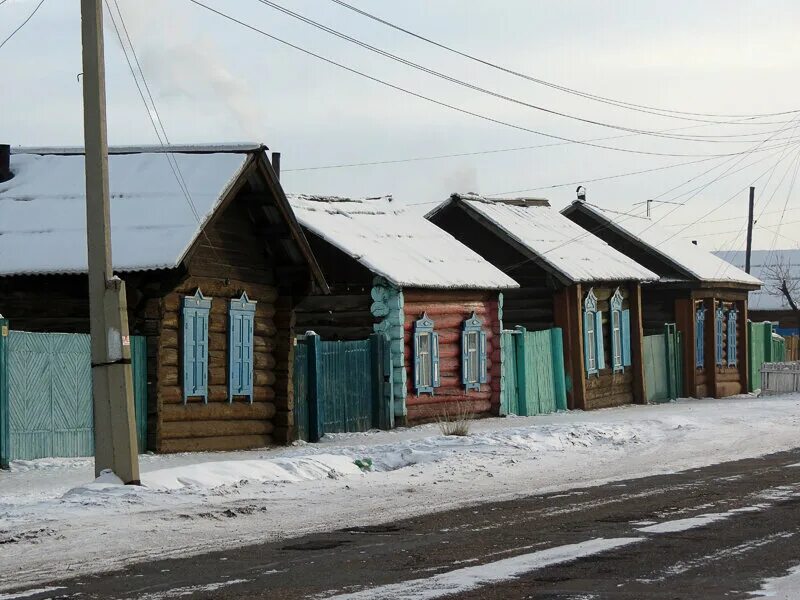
[186,0,791,160]
[256,0,797,143]
[0,0,46,51]
[329,0,800,124]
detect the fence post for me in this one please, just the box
[664,324,678,400]
[370,333,390,430]
[514,326,529,416]
[550,328,568,411]
[0,317,8,468]
[307,333,322,443]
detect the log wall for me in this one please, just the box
[402,289,501,424]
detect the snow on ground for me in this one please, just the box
[751,564,800,598]
[2,395,800,590]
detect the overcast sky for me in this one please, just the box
[3,0,800,253]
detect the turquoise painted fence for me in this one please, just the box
[500,327,567,416]
[0,325,147,465]
[643,324,682,404]
[294,333,390,442]
[749,321,786,391]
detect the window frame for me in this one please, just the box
[727,306,738,367]
[695,304,706,369]
[715,303,725,367]
[610,288,624,373]
[414,313,439,395]
[584,288,604,376]
[461,312,487,391]
[228,291,257,403]
[182,289,211,404]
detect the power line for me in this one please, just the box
[0,0,46,51]
[106,0,223,262]
[329,0,800,124]
[256,0,797,144]
[186,0,789,160]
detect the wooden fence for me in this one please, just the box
[500,327,567,416]
[761,362,800,395]
[0,318,147,467]
[749,322,787,391]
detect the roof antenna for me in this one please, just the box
[576,186,586,202]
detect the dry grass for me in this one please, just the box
[436,401,475,437]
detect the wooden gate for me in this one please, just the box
[749,321,787,391]
[500,327,567,416]
[0,320,148,466]
[293,333,390,442]
[643,324,682,403]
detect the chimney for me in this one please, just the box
[576,185,586,202]
[692,240,698,246]
[272,151,281,180]
[0,145,11,183]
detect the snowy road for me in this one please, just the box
[6,448,800,599]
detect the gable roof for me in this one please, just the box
[287,194,519,290]
[0,145,326,290]
[562,200,762,288]
[427,194,658,284]
[714,249,800,310]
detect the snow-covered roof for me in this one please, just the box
[714,249,800,311]
[287,195,519,289]
[428,194,658,284]
[563,201,762,287]
[0,146,257,276]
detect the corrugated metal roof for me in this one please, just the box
[565,201,762,287]
[288,194,519,290]
[432,194,658,283]
[0,147,251,276]
[714,249,799,310]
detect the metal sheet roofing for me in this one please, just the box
[288,194,519,290]
[431,194,658,283]
[0,147,252,276]
[565,201,762,287]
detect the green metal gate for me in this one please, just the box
[0,319,148,466]
[500,327,567,416]
[294,333,390,442]
[749,321,787,391]
[643,324,682,404]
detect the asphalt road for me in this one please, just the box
[8,449,800,599]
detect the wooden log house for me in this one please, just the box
[563,199,762,398]
[0,144,327,452]
[287,195,519,424]
[427,194,659,411]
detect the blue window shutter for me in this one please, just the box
[695,307,705,368]
[479,330,488,384]
[583,311,593,374]
[413,331,422,390]
[182,290,211,403]
[621,309,631,367]
[715,306,724,366]
[461,329,469,386]
[595,310,605,371]
[432,331,441,388]
[228,293,256,401]
[727,310,738,367]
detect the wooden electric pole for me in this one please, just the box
[80,0,140,484]
[745,186,755,274]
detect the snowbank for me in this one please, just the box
[2,395,800,590]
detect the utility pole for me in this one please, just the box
[745,186,755,274]
[81,0,140,484]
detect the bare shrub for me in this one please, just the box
[436,401,475,436]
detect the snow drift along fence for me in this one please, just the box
[500,327,567,416]
[760,362,800,395]
[0,320,148,467]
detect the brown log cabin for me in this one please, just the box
[562,199,762,398]
[427,194,659,411]
[0,144,327,452]
[287,195,519,425]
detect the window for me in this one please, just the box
[462,312,487,391]
[727,307,738,367]
[715,303,725,367]
[229,292,256,402]
[414,313,440,394]
[583,288,605,376]
[695,304,706,368]
[182,289,211,403]
[609,288,632,373]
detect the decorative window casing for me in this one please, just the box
[715,303,725,367]
[583,288,605,376]
[414,313,440,394]
[461,312,487,391]
[229,292,257,402]
[608,288,632,373]
[695,305,706,368]
[727,306,738,367]
[182,289,211,403]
